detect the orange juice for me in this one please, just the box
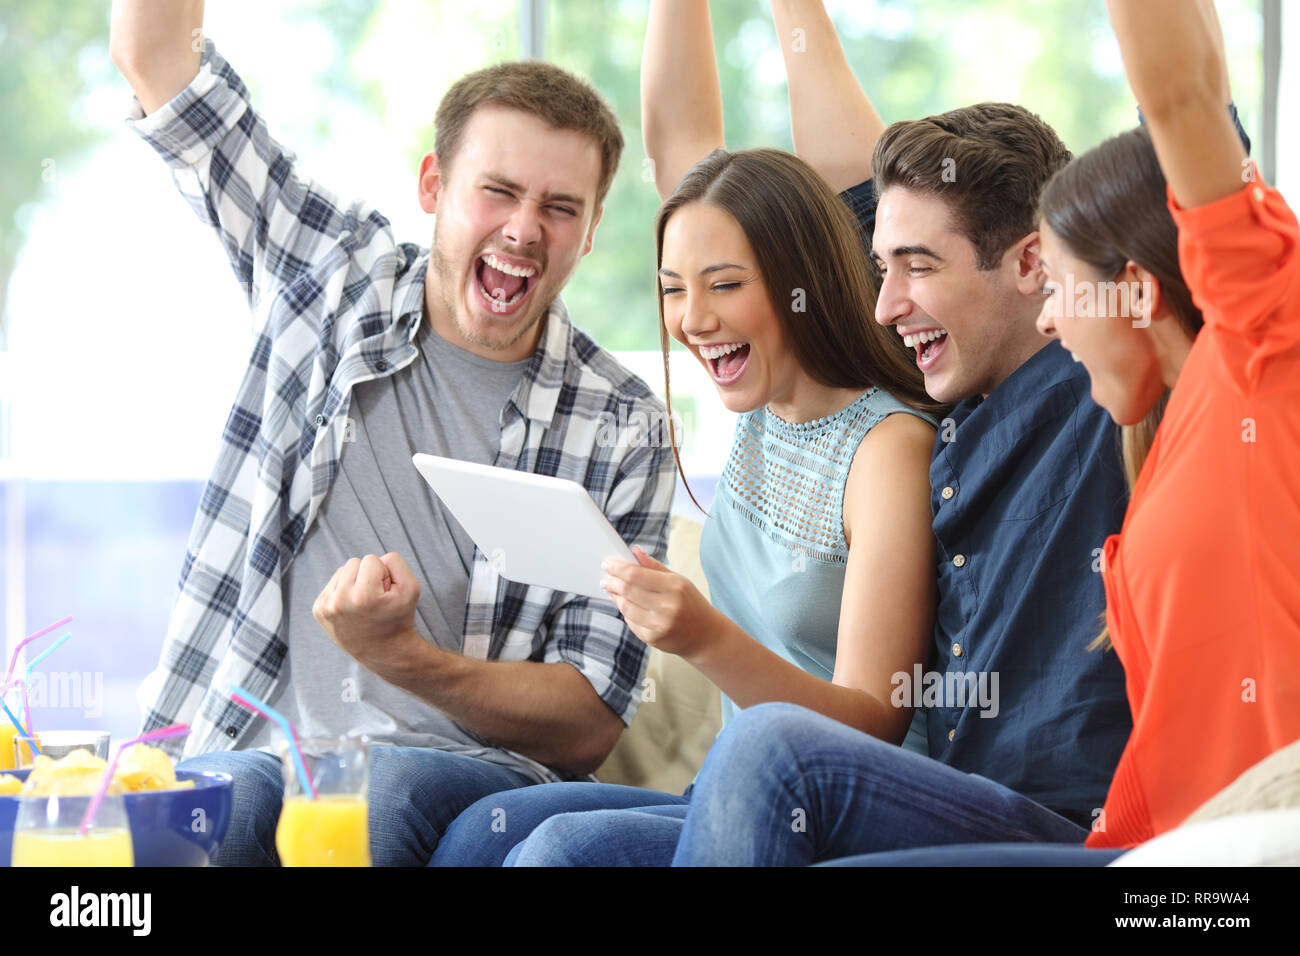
[276,795,370,866]
[11,829,134,867]
[12,734,40,768]
[0,723,18,770]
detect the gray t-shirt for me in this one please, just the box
[243,320,546,779]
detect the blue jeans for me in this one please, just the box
[179,747,534,866]
[671,702,1091,865]
[430,782,688,866]
[818,844,1123,866]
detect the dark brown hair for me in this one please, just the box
[434,61,624,208]
[1037,125,1203,649]
[655,148,948,513]
[873,102,1073,269]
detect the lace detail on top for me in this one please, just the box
[717,387,898,565]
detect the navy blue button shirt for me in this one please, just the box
[842,178,1131,824]
[928,342,1132,823]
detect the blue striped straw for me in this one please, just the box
[0,696,35,754]
[24,632,71,686]
[227,684,317,799]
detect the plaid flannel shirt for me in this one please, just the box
[128,40,675,769]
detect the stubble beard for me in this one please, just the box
[429,223,551,354]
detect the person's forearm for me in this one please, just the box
[1108,0,1224,117]
[110,0,205,115]
[376,634,622,775]
[1108,0,1246,207]
[769,0,884,192]
[641,0,724,199]
[686,613,911,745]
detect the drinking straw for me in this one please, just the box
[24,632,71,685]
[228,684,317,800]
[4,616,73,684]
[7,678,34,745]
[0,695,34,753]
[78,723,191,837]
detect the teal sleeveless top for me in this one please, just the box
[700,386,933,754]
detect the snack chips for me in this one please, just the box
[114,744,194,792]
[21,749,121,797]
[16,745,193,797]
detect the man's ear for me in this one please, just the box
[1012,231,1047,296]
[581,204,604,257]
[417,151,444,214]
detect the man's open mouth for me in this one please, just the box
[474,252,538,316]
[902,328,949,371]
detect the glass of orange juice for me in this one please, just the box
[275,736,370,867]
[0,722,20,771]
[11,793,134,867]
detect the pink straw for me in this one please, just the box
[228,689,317,800]
[4,616,73,684]
[78,724,191,837]
[5,678,34,741]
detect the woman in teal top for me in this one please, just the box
[705,386,933,756]
[429,4,944,866]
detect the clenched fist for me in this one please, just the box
[312,552,425,679]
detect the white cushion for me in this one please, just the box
[1108,808,1300,866]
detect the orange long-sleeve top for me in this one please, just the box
[1087,176,1300,849]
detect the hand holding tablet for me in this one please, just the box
[412,454,636,600]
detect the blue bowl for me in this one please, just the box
[0,769,233,867]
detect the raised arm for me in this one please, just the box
[769,0,885,192]
[641,0,725,200]
[110,0,205,116]
[115,13,364,312]
[1108,0,1247,208]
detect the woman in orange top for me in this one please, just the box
[1034,0,1300,852]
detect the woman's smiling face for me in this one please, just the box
[1037,222,1170,426]
[658,201,801,415]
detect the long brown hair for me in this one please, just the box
[655,148,947,513]
[1037,125,1203,649]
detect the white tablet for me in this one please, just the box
[412,453,635,599]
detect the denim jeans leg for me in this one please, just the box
[509,803,690,866]
[178,750,284,867]
[366,747,535,866]
[673,702,1089,866]
[431,782,687,866]
[816,844,1122,866]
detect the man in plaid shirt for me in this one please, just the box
[110,1,674,865]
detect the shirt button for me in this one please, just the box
[225,726,238,738]
[375,360,389,372]
[952,642,962,657]
[941,486,955,500]
[1253,186,1265,202]
[314,414,326,427]
[952,554,966,568]
[947,729,955,742]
